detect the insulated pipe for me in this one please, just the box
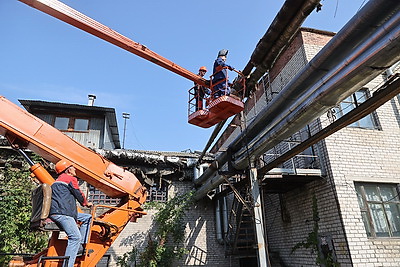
[197,120,226,165]
[242,0,321,77]
[194,154,228,186]
[193,163,209,183]
[245,0,322,90]
[238,0,400,153]
[233,12,400,167]
[258,76,400,176]
[194,0,400,199]
[196,0,399,187]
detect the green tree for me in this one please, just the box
[0,163,48,265]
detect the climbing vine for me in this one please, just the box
[291,194,340,267]
[117,191,195,267]
[0,162,48,265]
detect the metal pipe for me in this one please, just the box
[16,149,35,166]
[194,0,400,198]
[221,196,229,239]
[246,0,323,90]
[258,75,400,176]
[236,0,400,156]
[233,13,400,168]
[197,120,226,165]
[215,198,223,244]
[243,0,322,77]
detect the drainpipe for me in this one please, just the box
[221,195,229,240]
[215,197,224,244]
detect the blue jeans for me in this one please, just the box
[50,213,92,267]
[213,83,230,98]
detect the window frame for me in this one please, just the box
[53,116,90,133]
[146,184,168,203]
[355,182,400,238]
[87,185,119,205]
[334,88,378,129]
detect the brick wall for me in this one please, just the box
[256,29,353,266]
[107,181,239,266]
[320,70,400,266]
[211,27,400,266]
[263,29,400,266]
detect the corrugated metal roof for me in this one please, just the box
[18,99,121,148]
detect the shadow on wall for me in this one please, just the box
[391,98,400,128]
[184,211,207,265]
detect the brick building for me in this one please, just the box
[208,27,400,266]
[103,27,400,266]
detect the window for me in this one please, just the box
[333,89,377,129]
[74,118,89,131]
[147,185,168,203]
[54,117,69,130]
[88,185,119,205]
[355,183,400,238]
[54,116,89,132]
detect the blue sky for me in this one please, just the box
[0,0,367,152]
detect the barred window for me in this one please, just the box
[88,185,119,205]
[88,184,168,204]
[146,185,168,203]
[355,183,400,238]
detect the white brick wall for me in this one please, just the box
[266,32,400,266]
[322,73,400,266]
[106,181,238,266]
[105,29,400,267]
[220,29,400,266]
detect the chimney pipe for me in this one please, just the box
[88,94,96,106]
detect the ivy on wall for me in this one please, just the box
[117,191,195,267]
[291,194,340,267]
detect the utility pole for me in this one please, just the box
[122,112,130,149]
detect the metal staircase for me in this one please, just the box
[225,189,256,257]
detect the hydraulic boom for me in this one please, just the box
[18,0,209,88]
[0,96,147,266]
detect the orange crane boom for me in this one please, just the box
[18,0,209,88]
[0,96,145,199]
[1,95,147,266]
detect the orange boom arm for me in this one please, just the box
[18,0,208,88]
